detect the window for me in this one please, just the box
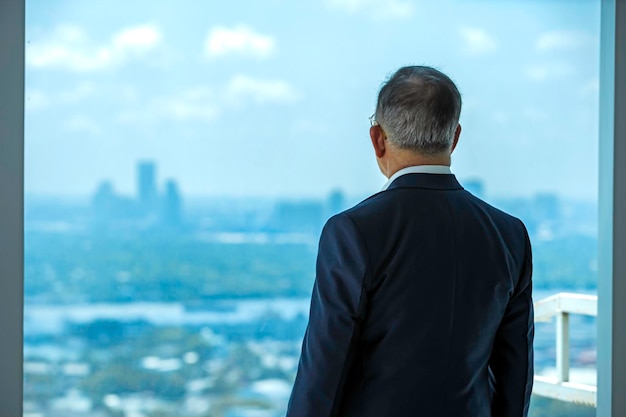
[0,0,622,416]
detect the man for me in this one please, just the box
[286,66,533,417]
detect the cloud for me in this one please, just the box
[536,30,596,52]
[324,0,414,19]
[64,115,102,136]
[25,82,97,112]
[159,87,219,122]
[112,25,161,50]
[205,25,275,58]
[225,75,299,104]
[27,23,162,72]
[459,27,498,56]
[118,86,218,125]
[60,82,97,102]
[25,90,51,111]
[524,62,576,81]
[118,76,298,127]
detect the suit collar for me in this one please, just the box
[386,173,464,191]
[382,165,451,190]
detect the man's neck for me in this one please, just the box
[383,150,451,179]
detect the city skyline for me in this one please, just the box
[25,158,585,206]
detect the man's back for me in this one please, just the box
[286,65,533,417]
[287,173,533,417]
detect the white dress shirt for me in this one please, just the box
[381,165,452,191]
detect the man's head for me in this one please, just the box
[370,66,462,177]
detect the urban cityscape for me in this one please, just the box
[19,0,602,414]
[22,161,598,417]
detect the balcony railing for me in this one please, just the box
[533,292,598,406]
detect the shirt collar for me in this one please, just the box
[382,165,452,191]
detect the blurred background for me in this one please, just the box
[23,1,600,416]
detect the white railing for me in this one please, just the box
[533,292,598,406]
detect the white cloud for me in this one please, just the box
[59,82,97,102]
[27,23,162,72]
[64,116,102,136]
[225,75,298,104]
[206,25,275,58]
[160,87,219,122]
[25,82,98,113]
[324,0,414,19]
[118,86,218,125]
[524,66,549,81]
[536,30,596,52]
[459,27,498,56]
[25,90,51,111]
[118,77,297,127]
[112,25,161,50]
[25,83,97,112]
[524,62,576,81]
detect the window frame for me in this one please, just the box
[0,0,25,416]
[597,0,626,415]
[1,0,624,415]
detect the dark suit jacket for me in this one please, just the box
[286,173,533,417]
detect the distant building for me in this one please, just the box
[137,161,158,211]
[92,181,116,216]
[534,193,561,221]
[90,161,185,230]
[161,179,182,227]
[463,178,486,199]
[92,181,137,226]
[92,181,117,225]
[531,193,562,240]
[327,189,346,217]
[272,201,324,234]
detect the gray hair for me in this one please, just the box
[375,66,462,155]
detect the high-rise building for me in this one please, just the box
[161,179,182,227]
[534,193,561,221]
[272,201,324,234]
[463,178,486,199]
[327,189,346,217]
[91,180,140,227]
[137,161,158,210]
[92,180,116,223]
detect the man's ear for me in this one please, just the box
[370,125,386,158]
[451,124,461,154]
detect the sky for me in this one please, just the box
[24,0,601,201]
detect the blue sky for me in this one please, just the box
[24,0,601,200]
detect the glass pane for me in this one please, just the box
[24,1,600,416]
